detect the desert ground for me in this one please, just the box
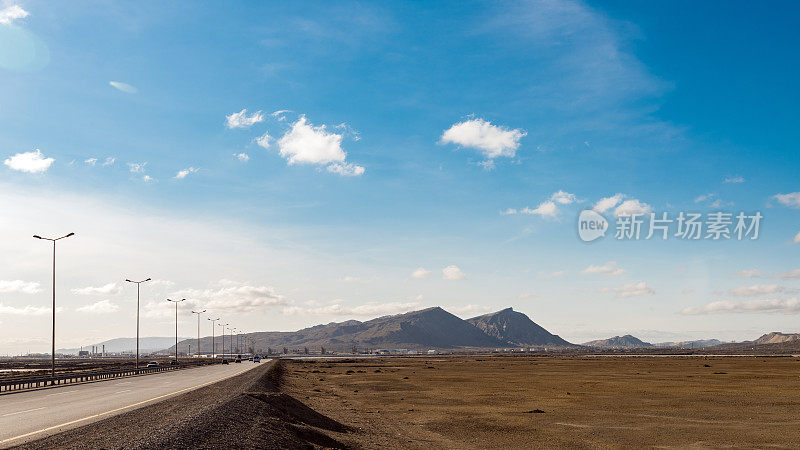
[283,355,800,448]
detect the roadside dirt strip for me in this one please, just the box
[11,360,354,449]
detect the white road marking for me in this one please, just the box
[115,382,132,385]
[114,389,131,394]
[2,407,46,417]
[47,390,79,397]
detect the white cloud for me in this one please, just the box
[411,267,431,279]
[85,158,98,166]
[440,118,526,160]
[102,157,115,166]
[538,270,566,279]
[327,162,365,177]
[773,192,800,209]
[681,298,800,315]
[550,190,577,205]
[142,175,154,183]
[4,149,54,174]
[593,194,623,213]
[0,280,41,294]
[772,269,800,280]
[600,281,654,298]
[283,300,421,317]
[614,199,652,217]
[736,269,762,278]
[128,162,147,173]
[728,284,792,297]
[109,81,137,94]
[234,153,250,162]
[168,282,287,315]
[0,4,29,25]
[225,109,264,129]
[256,132,271,149]
[581,261,625,276]
[72,283,121,296]
[277,115,345,165]
[447,304,492,316]
[0,303,49,316]
[442,265,466,281]
[794,230,800,244]
[724,176,745,184]
[271,110,291,121]
[76,300,119,314]
[273,115,365,176]
[175,167,199,179]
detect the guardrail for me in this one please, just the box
[0,361,219,394]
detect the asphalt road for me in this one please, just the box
[0,360,267,447]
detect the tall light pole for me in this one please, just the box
[208,318,219,357]
[230,327,236,355]
[218,323,228,358]
[191,309,206,357]
[166,298,185,362]
[125,278,151,368]
[33,232,75,382]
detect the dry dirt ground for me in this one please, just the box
[283,356,800,448]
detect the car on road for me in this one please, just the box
[146,361,159,368]
[235,355,242,363]
[222,359,229,365]
[253,355,261,363]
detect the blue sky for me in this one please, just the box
[0,1,798,353]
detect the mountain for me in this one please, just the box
[582,335,653,349]
[654,339,726,348]
[466,308,574,347]
[172,307,508,354]
[753,332,800,345]
[59,337,191,355]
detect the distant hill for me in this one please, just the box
[753,332,800,345]
[466,308,574,347]
[169,306,575,354]
[654,339,726,348]
[59,337,191,355]
[582,335,653,349]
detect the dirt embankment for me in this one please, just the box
[15,360,355,449]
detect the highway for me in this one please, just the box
[0,360,267,447]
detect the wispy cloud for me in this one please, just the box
[772,269,800,280]
[581,261,625,276]
[109,81,137,94]
[0,303,50,316]
[681,298,800,315]
[76,300,120,314]
[72,283,121,296]
[226,109,264,129]
[727,284,794,298]
[538,270,566,279]
[234,153,250,162]
[504,191,577,218]
[724,176,745,184]
[175,167,199,179]
[599,281,654,298]
[736,269,762,278]
[773,192,800,209]
[0,4,29,25]
[282,300,421,317]
[0,280,41,294]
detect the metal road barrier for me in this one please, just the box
[0,360,220,394]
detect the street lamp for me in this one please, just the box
[125,278,151,369]
[218,323,228,359]
[230,327,236,356]
[33,232,75,382]
[208,317,219,358]
[166,298,185,362]
[191,309,206,357]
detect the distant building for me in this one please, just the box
[78,350,89,357]
[427,349,437,355]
